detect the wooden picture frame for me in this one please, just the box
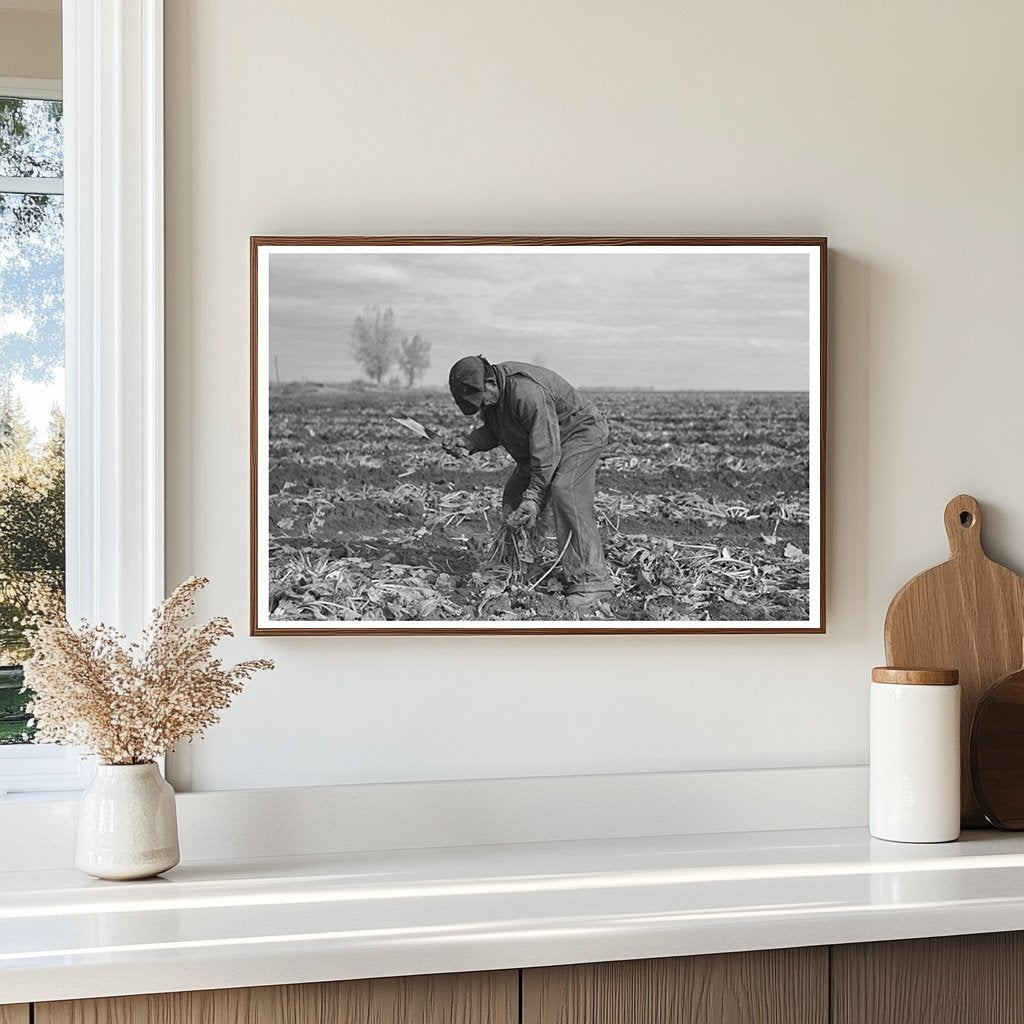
[251,236,826,635]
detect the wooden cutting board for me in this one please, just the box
[884,494,1024,826]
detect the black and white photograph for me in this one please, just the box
[251,238,825,634]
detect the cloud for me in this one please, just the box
[267,249,812,390]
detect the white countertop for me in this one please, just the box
[4,826,1024,1004]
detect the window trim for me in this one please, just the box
[0,0,165,797]
[63,0,165,636]
[0,76,62,101]
[0,176,63,195]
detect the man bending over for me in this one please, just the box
[446,355,613,609]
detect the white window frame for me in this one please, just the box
[0,0,164,798]
[0,77,61,102]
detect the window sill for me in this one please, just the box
[0,789,85,804]
[0,746,94,799]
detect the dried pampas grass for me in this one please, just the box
[23,577,273,765]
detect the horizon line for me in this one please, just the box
[270,380,811,395]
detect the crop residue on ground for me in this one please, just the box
[267,384,811,624]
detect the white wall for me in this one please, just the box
[164,0,1024,792]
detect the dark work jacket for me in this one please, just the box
[467,362,606,505]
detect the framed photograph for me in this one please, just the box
[251,236,826,635]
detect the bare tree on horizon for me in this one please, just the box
[350,306,398,384]
[398,333,431,388]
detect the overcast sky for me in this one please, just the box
[268,249,811,390]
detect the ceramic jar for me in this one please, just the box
[76,762,180,880]
[870,667,960,844]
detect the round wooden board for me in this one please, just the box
[971,665,1024,829]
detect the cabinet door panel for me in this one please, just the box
[832,932,1024,1024]
[0,1007,29,1024]
[523,948,827,1024]
[36,970,517,1024]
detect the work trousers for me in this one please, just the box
[502,435,613,595]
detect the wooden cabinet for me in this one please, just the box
[832,932,1024,1024]
[522,948,828,1024]
[34,971,517,1024]
[13,933,1024,1024]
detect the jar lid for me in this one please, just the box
[871,667,959,686]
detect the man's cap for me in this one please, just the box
[449,355,492,415]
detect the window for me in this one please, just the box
[0,5,166,798]
[0,79,83,795]
[0,87,64,736]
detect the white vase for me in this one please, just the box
[76,762,180,880]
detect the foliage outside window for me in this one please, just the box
[0,95,65,744]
